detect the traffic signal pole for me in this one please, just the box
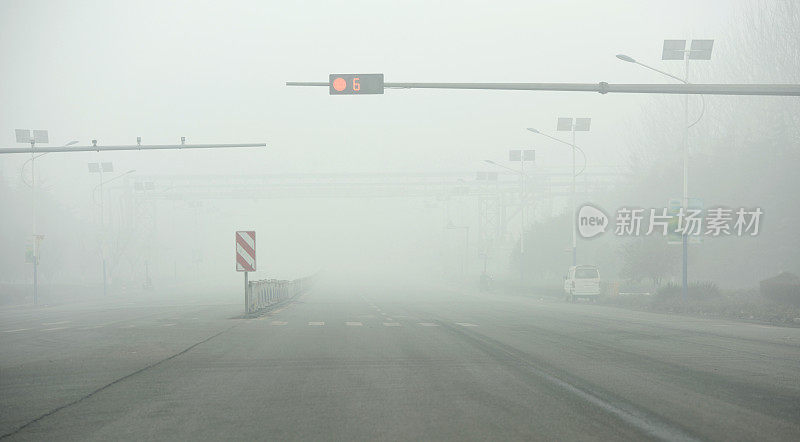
[287,80,800,96]
[1,139,266,304]
[289,74,799,298]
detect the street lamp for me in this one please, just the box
[528,117,590,266]
[15,129,48,305]
[93,169,136,204]
[89,163,134,296]
[483,157,533,257]
[483,159,534,178]
[617,39,713,301]
[20,140,79,188]
[13,130,77,305]
[484,151,534,282]
[525,129,588,176]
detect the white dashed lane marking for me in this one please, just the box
[308,322,325,326]
[271,321,287,326]
[418,322,439,327]
[383,322,401,327]
[2,329,29,333]
[346,322,363,326]
[455,322,478,327]
[41,327,69,331]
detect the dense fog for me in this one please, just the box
[3,2,800,441]
[1,0,797,296]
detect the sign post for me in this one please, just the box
[668,198,703,245]
[235,231,256,313]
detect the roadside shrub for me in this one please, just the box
[655,281,720,302]
[693,281,721,299]
[760,272,800,306]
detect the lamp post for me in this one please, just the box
[485,152,534,282]
[527,117,590,266]
[484,158,533,254]
[20,140,79,188]
[14,129,78,305]
[15,129,48,305]
[89,162,134,296]
[617,39,713,301]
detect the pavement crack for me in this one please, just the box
[0,324,240,440]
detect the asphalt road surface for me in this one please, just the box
[2,281,799,441]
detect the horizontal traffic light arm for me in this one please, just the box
[287,80,800,96]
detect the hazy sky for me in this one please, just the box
[0,0,788,283]
[1,0,751,184]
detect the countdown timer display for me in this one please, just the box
[329,74,384,95]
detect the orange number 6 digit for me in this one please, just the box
[353,77,361,92]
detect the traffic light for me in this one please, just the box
[329,74,384,95]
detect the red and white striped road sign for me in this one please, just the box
[235,231,256,272]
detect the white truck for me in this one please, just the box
[563,265,601,302]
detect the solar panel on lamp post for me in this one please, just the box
[14,129,59,305]
[553,118,591,266]
[618,39,713,302]
[526,126,589,267]
[505,150,535,258]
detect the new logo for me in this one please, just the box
[578,204,608,238]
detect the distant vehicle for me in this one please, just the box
[563,265,601,302]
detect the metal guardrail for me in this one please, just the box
[245,274,317,314]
